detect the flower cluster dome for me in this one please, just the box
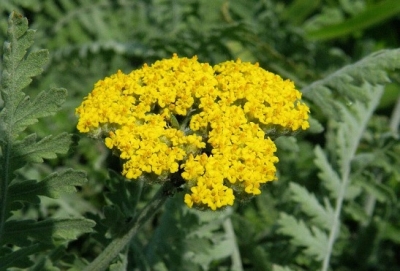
[76,54,310,210]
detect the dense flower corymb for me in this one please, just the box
[76,54,310,210]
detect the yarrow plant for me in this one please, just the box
[3,5,400,271]
[76,54,310,211]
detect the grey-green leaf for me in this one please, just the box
[1,13,49,104]
[277,213,328,261]
[12,87,67,135]
[12,132,74,164]
[0,243,48,270]
[302,49,400,120]
[289,183,334,231]
[8,169,87,204]
[314,146,341,199]
[3,218,95,246]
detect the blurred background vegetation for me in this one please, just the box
[1,0,399,270]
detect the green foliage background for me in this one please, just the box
[0,0,400,270]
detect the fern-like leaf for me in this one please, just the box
[289,183,334,231]
[320,84,384,270]
[3,218,95,246]
[12,87,67,135]
[144,195,235,271]
[302,49,400,119]
[0,243,49,270]
[313,146,341,199]
[12,133,73,162]
[277,213,329,261]
[278,48,399,270]
[314,145,362,201]
[0,12,94,269]
[8,169,87,205]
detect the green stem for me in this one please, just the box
[389,96,400,136]
[362,171,382,227]
[223,215,243,271]
[0,12,20,245]
[0,140,11,244]
[83,182,174,271]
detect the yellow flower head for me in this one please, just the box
[76,54,310,211]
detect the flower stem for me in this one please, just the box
[223,215,243,271]
[389,96,400,136]
[83,182,175,271]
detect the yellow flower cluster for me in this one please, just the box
[76,54,310,210]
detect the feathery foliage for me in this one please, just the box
[303,49,400,119]
[277,49,400,270]
[0,12,94,270]
[144,196,236,271]
[1,1,400,270]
